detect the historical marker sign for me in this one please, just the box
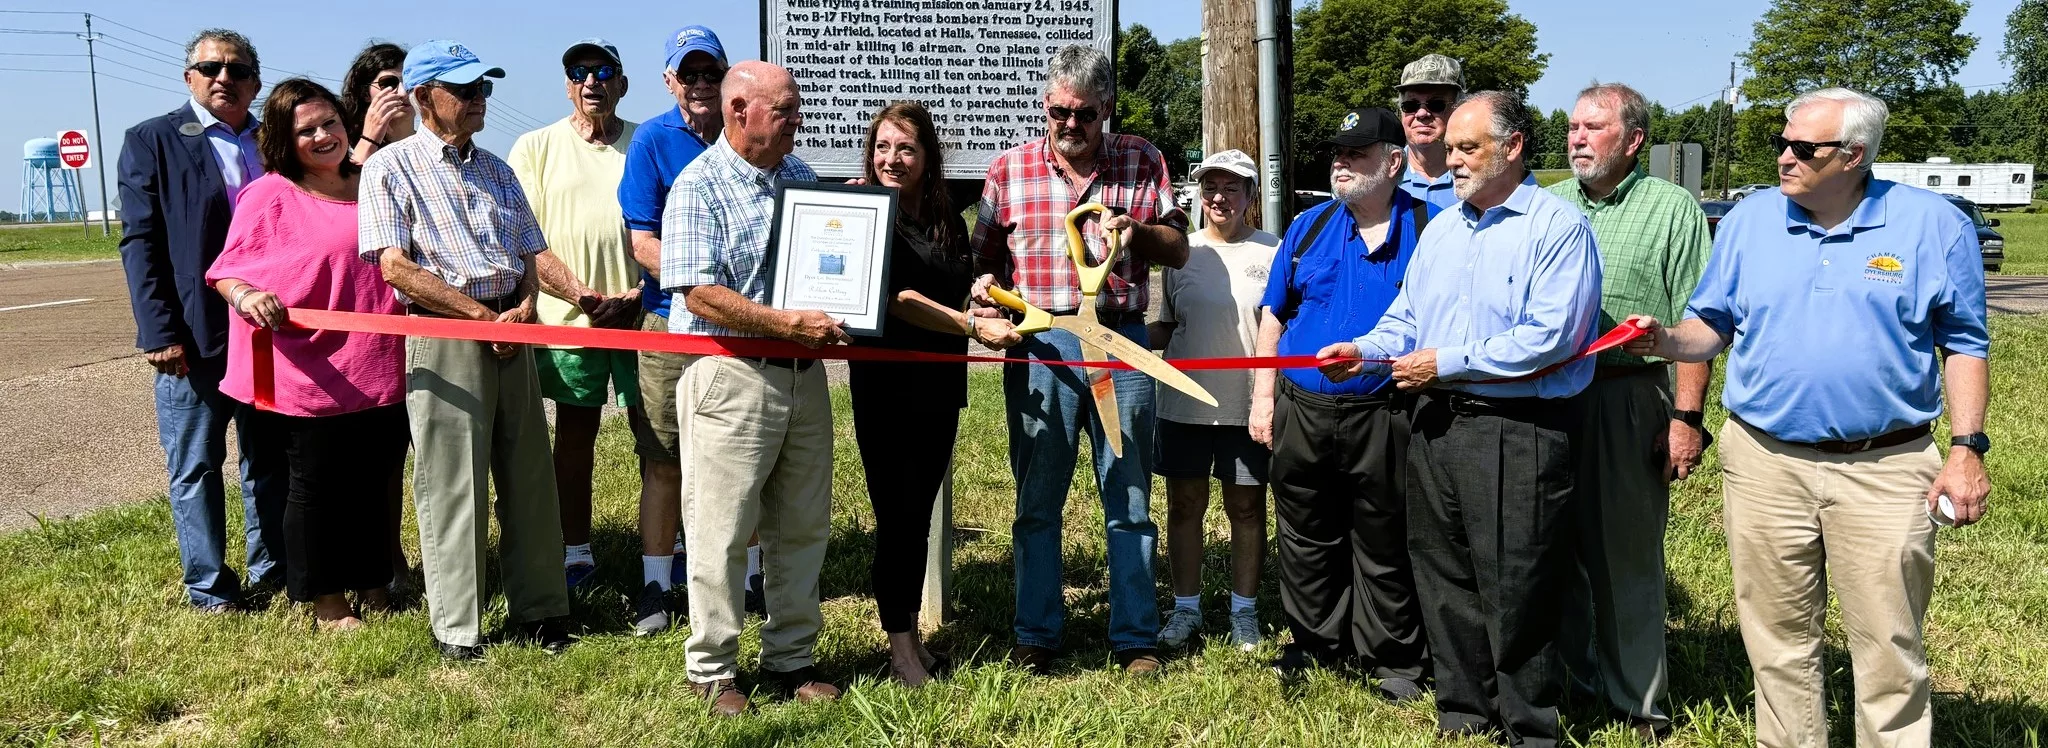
[765,0,1117,179]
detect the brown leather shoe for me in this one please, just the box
[1630,718,1671,744]
[762,666,841,703]
[690,678,747,717]
[1008,644,1057,675]
[1116,648,1164,677]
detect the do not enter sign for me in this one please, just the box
[57,130,91,170]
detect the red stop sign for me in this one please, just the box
[57,130,90,169]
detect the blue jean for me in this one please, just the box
[155,355,286,608]
[1005,320,1159,652]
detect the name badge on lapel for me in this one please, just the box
[178,122,205,137]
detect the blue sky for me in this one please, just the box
[0,0,2024,214]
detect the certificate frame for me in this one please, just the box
[764,181,898,338]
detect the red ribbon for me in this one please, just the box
[250,308,1644,410]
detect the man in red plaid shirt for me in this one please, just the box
[968,44,1190,678]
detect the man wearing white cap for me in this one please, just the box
[507,38,644,594]
[1147,149,1281,652]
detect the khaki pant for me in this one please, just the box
[1720,419,1940,748]
[677,355,834,683]
[406,336,569,647]
[1562,370,1672,727]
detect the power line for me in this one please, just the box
[0,52,88,57]
[98,34,186,66]
[0,27,74,35]
[0,65,181,94]
[86,14,185,51]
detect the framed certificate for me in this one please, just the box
[764,181,897,337]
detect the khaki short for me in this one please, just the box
[630,312,687,463]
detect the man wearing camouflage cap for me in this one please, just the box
[1394,54,1532,210]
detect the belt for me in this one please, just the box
[736,355,817,372]
[408,294,517,318]
[1279,376,1403,409]
[1594,363,1668,382]
[1735,415,1931,454]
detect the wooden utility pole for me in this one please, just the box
[1203,0,1263,224]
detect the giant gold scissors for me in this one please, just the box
[988,203,1216,457]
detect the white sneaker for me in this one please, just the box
[1226,608,1261,651]
[1158,606,1204,649]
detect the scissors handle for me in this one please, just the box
[1064,203,1122,295]
[988,285,1053,334]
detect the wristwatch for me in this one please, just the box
[1951,433,1991,456]
[1674,409,1705,430]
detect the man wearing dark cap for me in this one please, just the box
[1251,107,1436,698]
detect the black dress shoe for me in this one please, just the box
[437,640,484,661]
[515,619,576,654]
[1375,677,1426,703]
[1271,644,1333,684]
[1008,644,1057,675]
[745,574,766,616]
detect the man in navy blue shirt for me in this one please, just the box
[615,25,760,635]
[1252,107,1435,698]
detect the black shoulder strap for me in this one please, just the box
[1278,204,1343,318]
[1410,197,1430,237]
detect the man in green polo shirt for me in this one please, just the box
[1545,81,1712,743]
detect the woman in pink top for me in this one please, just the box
[207,79,406,631]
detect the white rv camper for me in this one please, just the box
[1872,158,2035,208]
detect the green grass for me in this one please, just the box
[1533,169,1572,187]
[5,322,2048,746]
[1993,211,2048,275]
[0,224,120,265]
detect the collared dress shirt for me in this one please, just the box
[357,131,548,303]
[1354,181,1604,399]
[658,137,817,337]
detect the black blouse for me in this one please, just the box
[850,211,973,407]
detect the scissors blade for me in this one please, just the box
[1077,309,1125,458]
[1053,317,1219,408]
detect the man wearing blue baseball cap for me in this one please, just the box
[360,39,573,660]
[619,25,765,637]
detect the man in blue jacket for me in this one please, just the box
[118,28,285,611]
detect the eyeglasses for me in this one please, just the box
[372,75,402,91]
[567,64,620,83]
[1047,106,1101,124]
[428,79,494,102]
[676,69,724,85]
[1770,133,1846,161]
[1399,98,1449,115]
[188,61,256,82]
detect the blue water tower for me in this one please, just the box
[21,138,85,222]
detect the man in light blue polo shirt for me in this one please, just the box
[617,25,762,635]
[1253,106,1436,699]
[1320,91,1602,748]
[1626,87,1990,748]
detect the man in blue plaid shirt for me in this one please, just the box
[657,60,847,717]
[358,40,573,661]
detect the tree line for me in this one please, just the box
[1115,0,2047,200]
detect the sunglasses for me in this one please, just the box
[427,79,494,102]
[1400,98,1449,115]
[372,75,402,91]
[1770,133,1846,161]
[188,61,256,82]
[567,64,620,83]
[1047,106,1101,124]
[676,69,724,85]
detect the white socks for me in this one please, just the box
[643,555,673,591]
[1230,592,1257,614]
[1174,594,1201,612]
[746,545,762,590]
[564,544,593,568]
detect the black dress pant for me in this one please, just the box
[1407,391,1579,748]
[849,362,963,633]
[1270,380,1428,681]
[243,403,408,603]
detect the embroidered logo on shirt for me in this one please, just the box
[1863,253,1905,284]
[1246,264,1269,282]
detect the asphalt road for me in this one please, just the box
[2,260,2044,534]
